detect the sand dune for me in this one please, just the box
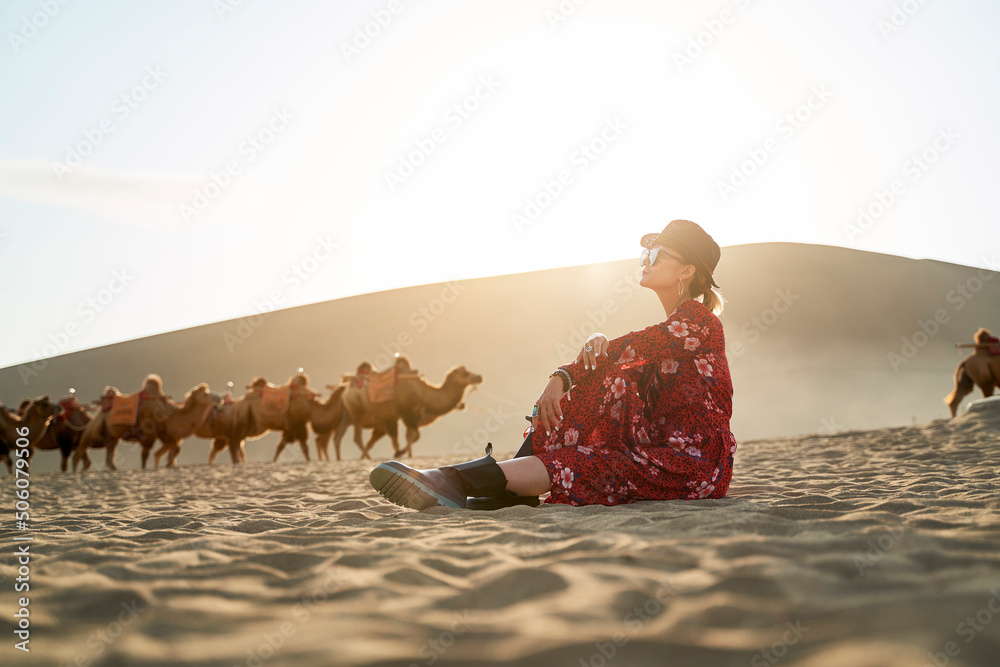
[2,400,998,666]
[2,242,998,473]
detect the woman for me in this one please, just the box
[369,219,737,509]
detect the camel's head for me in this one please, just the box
[975,328,996,343]
[446,366,484,388]
[27,395,63,421]
[183,383,220,409]
[247,377,269,391]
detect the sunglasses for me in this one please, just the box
[641,247,685,266]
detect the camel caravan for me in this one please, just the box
[0,355,483,473]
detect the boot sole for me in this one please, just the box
[369,462,465,510]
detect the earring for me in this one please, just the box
[678,280,684,296]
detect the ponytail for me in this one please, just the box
[689,271,725,316]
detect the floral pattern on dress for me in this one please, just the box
[532,299,738,506]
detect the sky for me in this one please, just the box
[1,0,999,370]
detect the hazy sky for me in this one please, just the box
[2,0,999,370]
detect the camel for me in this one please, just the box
[228,373,319,463]
[0,396,63,473]
[338,364,483,459]
[32,393,94,472]
[945,328,1000,417]
[195,396,243,465]
[74,375,221,471]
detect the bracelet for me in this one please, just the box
[549,368,572,393]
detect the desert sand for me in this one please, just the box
[2,398,998,666]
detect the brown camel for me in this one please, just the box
[0,396,63,473]
[229,373,318,463]
[33,393,94,472]
[338,364,483,459]
[194,394,247,465]
[74,376,220,471]
[945,328,1000,417]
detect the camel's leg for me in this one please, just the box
[352,421,369,459]
[140,442,154,469]
[153,442,170,468]
[106,441,119,471]
[978,383,995,398]
[333,415,351,461]
[298,437,310,462]
[315,431,331,461]
[166,440,182,467]
[60,453,69,473]
[208,440,221,465]
[364,424,389,458]
[946,364,974,417]
[274,435,289,462]
[404,425,420,458]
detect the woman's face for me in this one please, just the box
[639,243,696,291]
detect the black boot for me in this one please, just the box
[467,433,541,511]
[369,443,508,510]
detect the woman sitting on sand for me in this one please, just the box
[370,219,737,510]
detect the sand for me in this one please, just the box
[2,401,999,667]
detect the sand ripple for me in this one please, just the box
[1,408,999,666]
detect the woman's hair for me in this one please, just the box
[688,269,725,316]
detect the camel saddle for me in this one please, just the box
[258,385,291,418]
[986,335,1000,355]
[367,367,400,403]
[108,392,140,426]
[57,397,79,422]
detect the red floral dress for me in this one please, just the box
[532,298,737,506]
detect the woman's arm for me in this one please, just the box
[558,307,717,386]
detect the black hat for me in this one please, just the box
[640,219,721,288]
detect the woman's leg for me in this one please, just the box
[497,456,551,496]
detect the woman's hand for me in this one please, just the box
[576,333,610,371]
[531,376,565,436]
